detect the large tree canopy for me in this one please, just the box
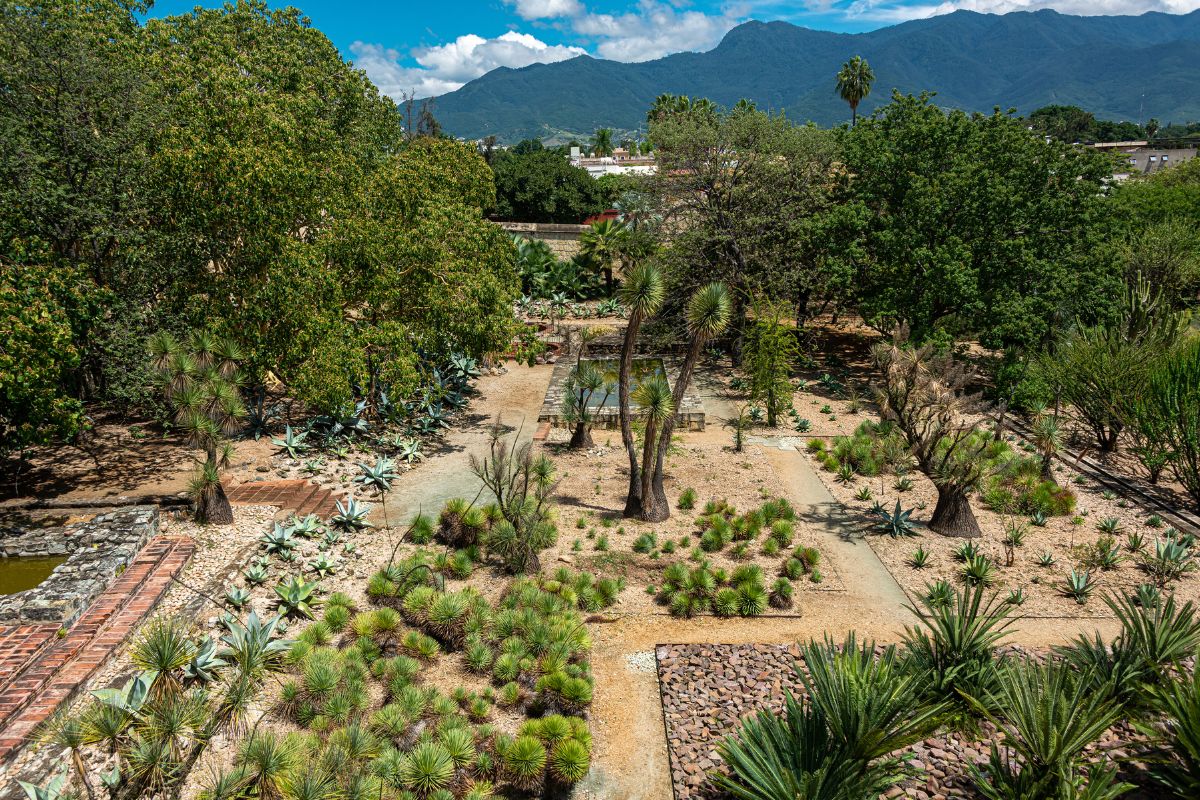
[489,142,610,223]
[838,92,1120,353]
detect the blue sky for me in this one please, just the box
[146,0,1200,99]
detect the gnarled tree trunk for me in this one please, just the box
[199,482,235,525]
[928,485,981,538]
[569,423,593,449]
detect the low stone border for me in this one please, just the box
[655,643,1150,800]
[0,507,158,624]
[538,352,705,431]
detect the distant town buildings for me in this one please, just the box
[569,146,657,178]
[1091,140,1197,180]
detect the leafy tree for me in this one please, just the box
[1132,338,1200,509]
[1109,155,1200,230]
[1042,275,1188,453]
[835,55,875,126]
[0,260,102,459]
[647,100,840,353]
[839,93,1118,356]
[873,336,993,537]
[1120,220,1200,307]
[744,300,800,427]
[149,331,246,524]
[490,148,608,223]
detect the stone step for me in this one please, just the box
[0,536,195,763]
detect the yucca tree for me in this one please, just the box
[37,711,96,800]
[835,55,874,126]
[633,376,674,519]
[149,331,246,524]
[640,282,732,521]
[562,360,613,449]
[1029,411,1064,483]
[579,218,627,295]
[616,263,665,517]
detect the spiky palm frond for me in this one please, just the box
[686,282,732,341]
[616,262,664,318]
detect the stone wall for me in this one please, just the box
[495,221,588,259]
[0,506,159,624]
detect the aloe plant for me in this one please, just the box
[271,425,308,458]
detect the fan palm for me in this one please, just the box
[835,55,875,126]
[579,218,627,294]
[616,263,665,517]
[591,127,614,157]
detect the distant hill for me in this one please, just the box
[427,9,1200,143]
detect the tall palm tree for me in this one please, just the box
[616,264,665,517]
[592,128,614,157]
[836,55,875,126]
[642,282,732,522]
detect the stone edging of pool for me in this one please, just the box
[0,506,158,624]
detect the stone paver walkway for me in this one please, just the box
[228,479,343,519]
[0,535,195,763]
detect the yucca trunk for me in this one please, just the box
[644,338,705,522]
[638,416,668,522]
[569,422,593,449]
[619,312,644,517]
[928,485,981,538]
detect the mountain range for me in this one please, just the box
[427,9,1200,143]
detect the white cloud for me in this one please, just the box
[574,1,745,62]
[845,0,1200,22]
[351,32,587,99]
[506,0,585,19]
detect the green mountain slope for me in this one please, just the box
[427,9,1200,142]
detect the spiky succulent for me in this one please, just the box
[330,498,372,532]
[274,576,324,619]
[271,425,308,458]
[183,637,228,683]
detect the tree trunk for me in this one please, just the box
[199,482,235,525]
[928,486,981,538]
[647,337,707,524]
[1040,454,1055,483]
[569,423,593,449]
[619,313,644,518]
[639,419,669,523]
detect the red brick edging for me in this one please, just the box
[228,479,344,519]
[0,535,195,763]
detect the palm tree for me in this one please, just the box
[1147,118,1160,139]
[616,264,665,517]
[836,55,875,126]
[149,331,246,525]
[592,128,614,157]
[641,282,732,521]
[579,219,627,295]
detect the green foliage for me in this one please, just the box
[874,500,917,538]
[744,300,800,427]
[491,144,608,223]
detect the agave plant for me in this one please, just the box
[1062,570,1095,605]
[307,552,339,578]
[908,547,931,569]
[183,637,228,683]
[270,425,308,459]
[260,523,296,555]
[330,498,372,532]
[1140,536,1197,587]
[274,576,324,619]
[356,457,400,494]
[960,554,995,587]
[219,612,293,678]
[875,500,917,538]
[289,514,322,538]
[225,587,251,609]
[395,437,423,464]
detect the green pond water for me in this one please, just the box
[580,358,666,408]
[0,555,66,595]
